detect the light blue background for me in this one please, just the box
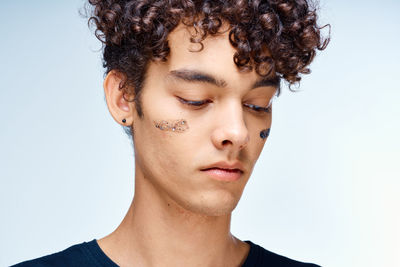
[1,1,399,266]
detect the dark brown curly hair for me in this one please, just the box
[87,0,329,132]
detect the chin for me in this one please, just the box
[179,190,242,217]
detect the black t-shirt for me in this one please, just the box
[11,240,321,267]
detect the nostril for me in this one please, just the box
[222,140,231,146]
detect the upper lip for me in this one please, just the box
[201,161,244,172]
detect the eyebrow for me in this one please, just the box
[252,75,281,89]
[168,69,227,87]
[167,69,280,89]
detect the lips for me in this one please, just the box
[200,161,244,172]
[201,168,243,181]
[200,161,244,181]
[202,168,243,172]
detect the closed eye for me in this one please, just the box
[177,96,210,107]
[178,97,210,107]
[177,97,271,113]
[243,103,271,113]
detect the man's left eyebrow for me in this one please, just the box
[251,76,281,89]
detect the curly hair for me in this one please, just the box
[87,0,329,133]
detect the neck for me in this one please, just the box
[97,168,249,267]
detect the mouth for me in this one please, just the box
[200,167,243,182]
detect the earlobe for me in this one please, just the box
[103,70,135,126]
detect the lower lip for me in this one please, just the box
[201,168,243,181]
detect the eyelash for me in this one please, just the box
[177,97,271,113]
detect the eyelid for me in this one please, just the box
[177,96,210,106]
[243,103,271,113]
[177,96,272,113]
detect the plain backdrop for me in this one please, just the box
[1,1,399,266]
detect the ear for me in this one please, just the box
[103,70,135,126]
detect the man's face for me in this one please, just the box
[132,24,277,216]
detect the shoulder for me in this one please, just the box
[243,241,321,267]
[10,239,108,267]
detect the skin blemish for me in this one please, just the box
[260,128,270,139]
[154,119,189,133]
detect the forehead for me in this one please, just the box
[164,24,272,89]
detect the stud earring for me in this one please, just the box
[122,118,126,123]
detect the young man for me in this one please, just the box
[13,0,328,266]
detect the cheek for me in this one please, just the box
[134,123,186,192]
[245,116,271,154]
[138,115,192,173]
[151,124,192,173]
[245,110,271,132]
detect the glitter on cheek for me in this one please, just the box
[259,128,270,139]
[154,119,189,133]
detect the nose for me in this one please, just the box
[211,101,250,152]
